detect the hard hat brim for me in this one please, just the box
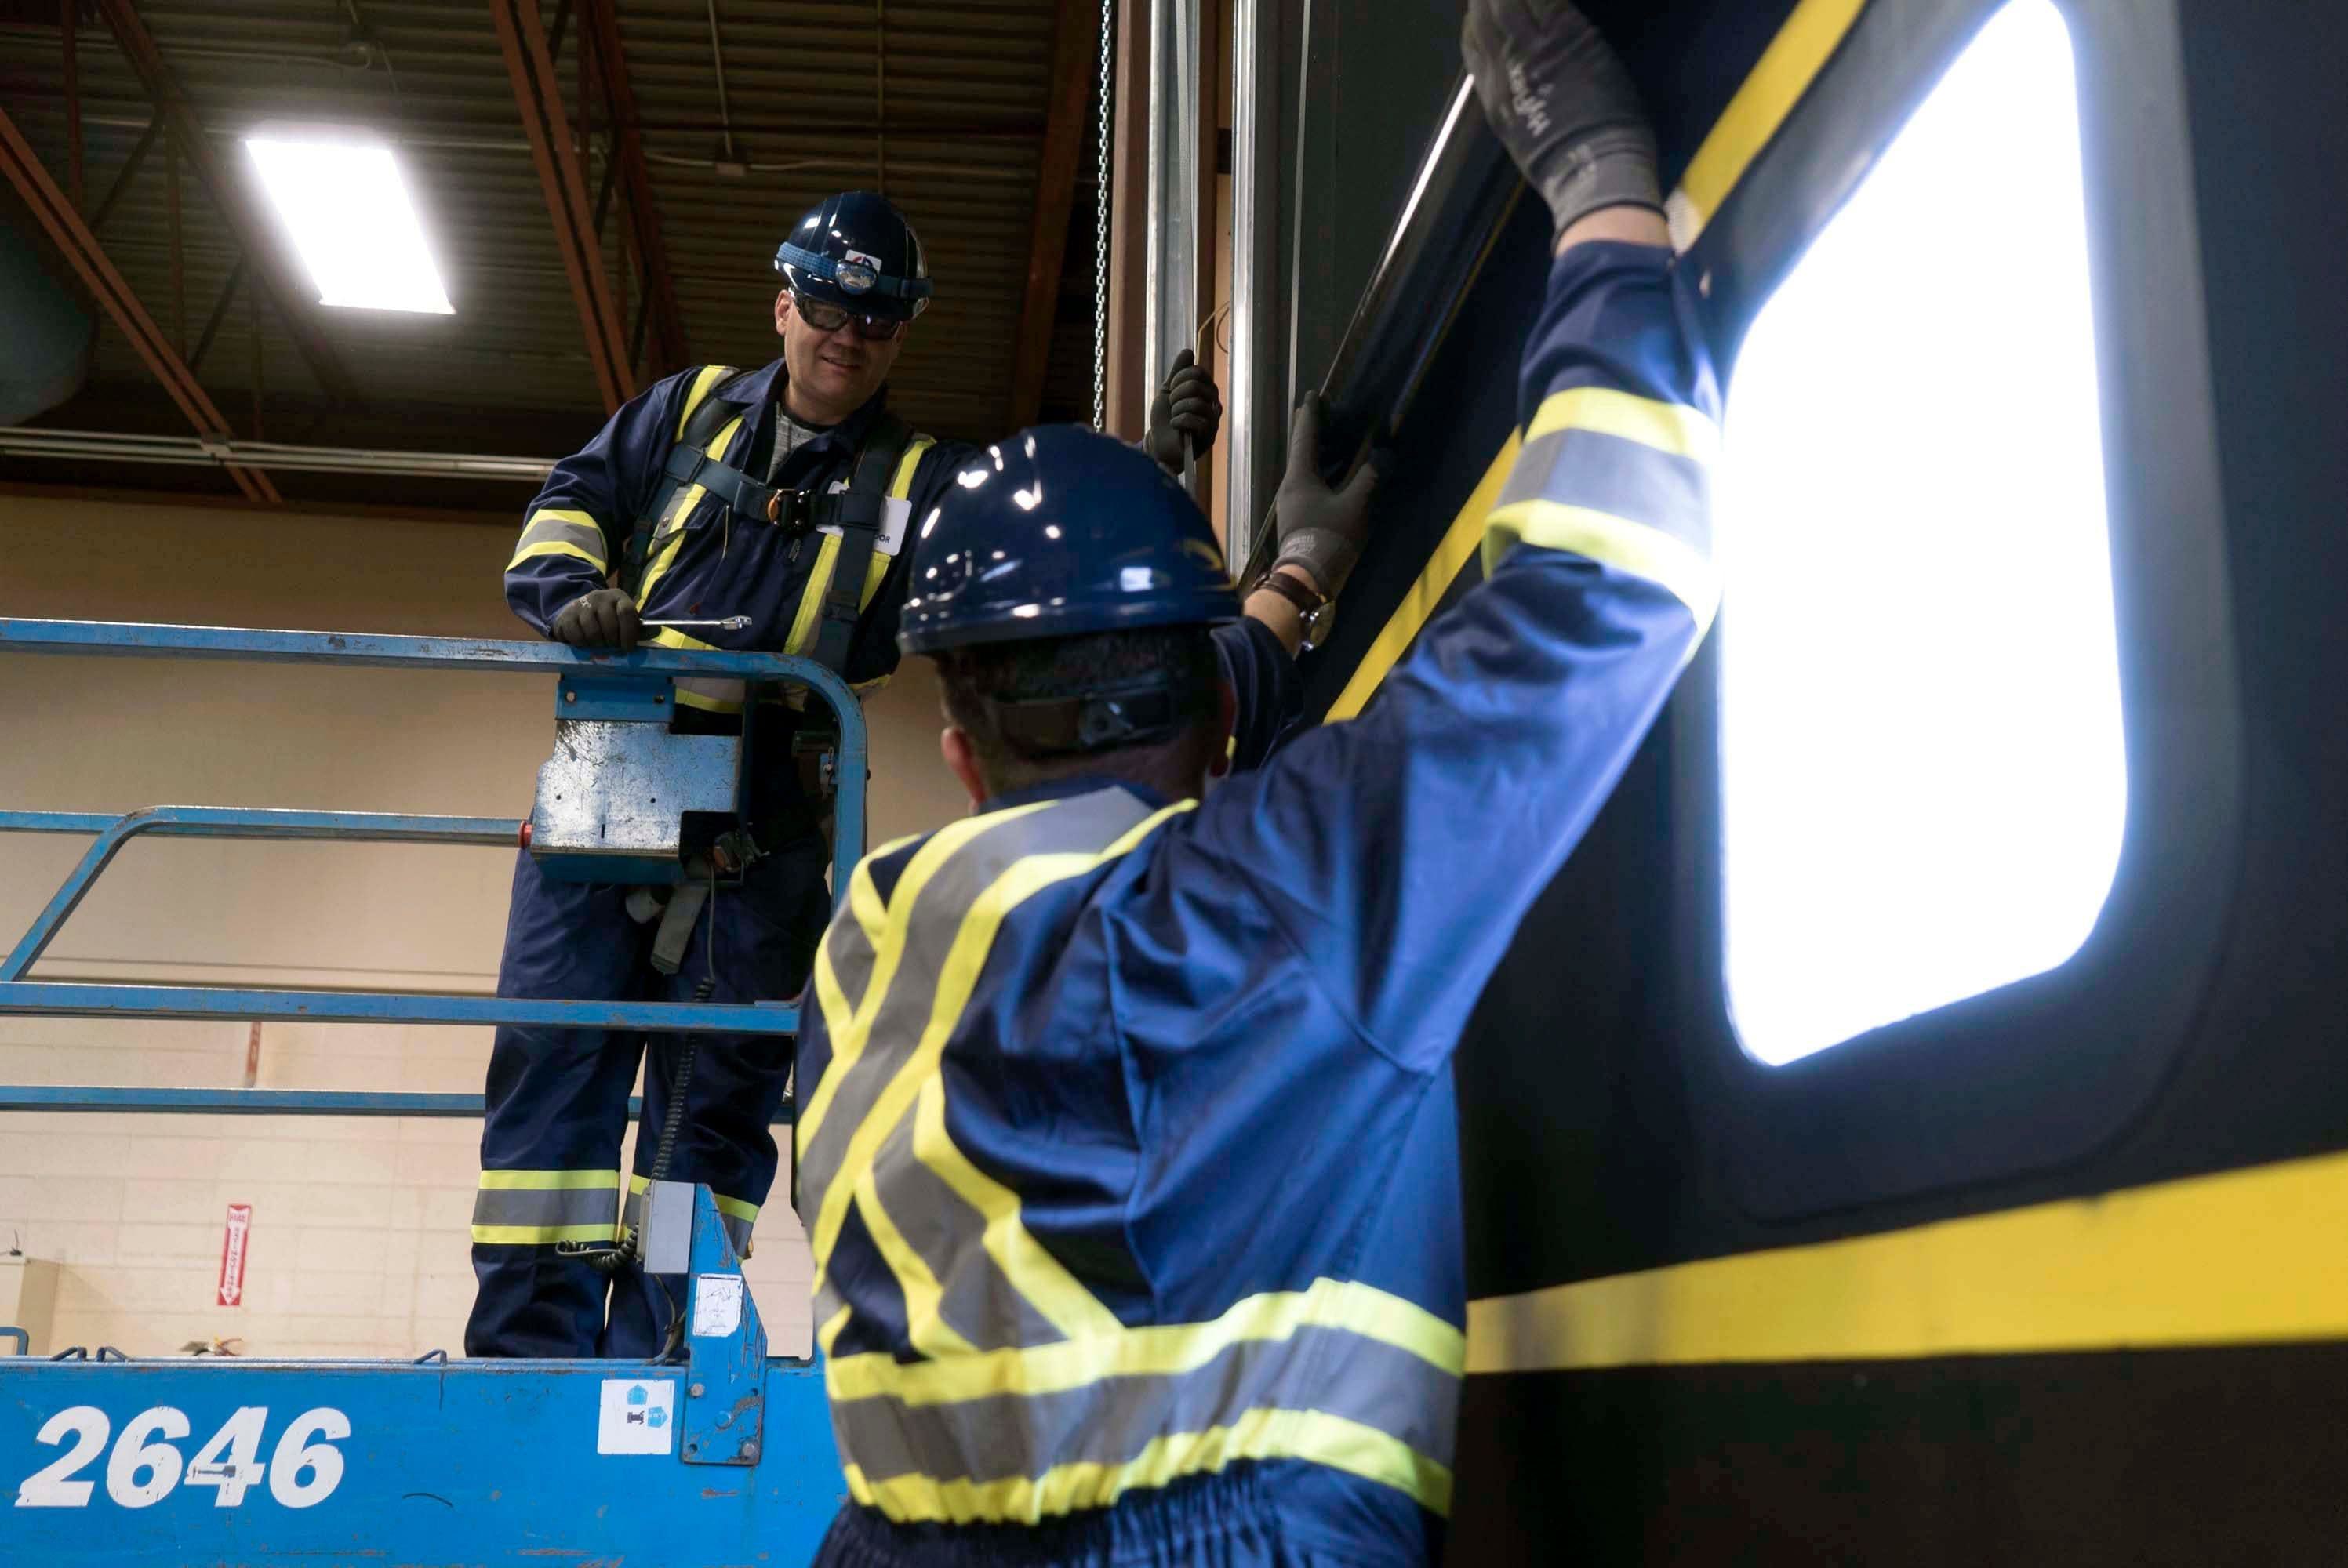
[898,589,1239,657]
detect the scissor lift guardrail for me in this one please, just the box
[0,618,852,1564]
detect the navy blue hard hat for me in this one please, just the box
[773,191,933,321]
[899,426,1239,655]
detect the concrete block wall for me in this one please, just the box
[0,1106,816,1359]
[0,494,966,1359]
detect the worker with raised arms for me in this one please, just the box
[792,0,1721,1559]
[468,189,1225,1360]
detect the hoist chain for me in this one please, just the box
[1092,0,1114,430]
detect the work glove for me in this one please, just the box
[1144,348,1224,473]
[1270,393,1379,600]
[1461,0,1661,242]
[550,587,642,652]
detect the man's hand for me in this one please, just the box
[550,587,642,652]
[1144,348,1224,473]
[1462,0,1660,243]
[1270,394,1378,601]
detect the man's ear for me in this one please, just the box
[940,725,989,811]
[773,290,792,337]
[1209,679,1238,779]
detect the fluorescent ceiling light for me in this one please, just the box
[245,136,453,314]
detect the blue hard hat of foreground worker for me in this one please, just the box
[773,189,933,322]
[898,426,1241,655]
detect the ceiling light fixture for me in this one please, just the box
[244,134,453,314]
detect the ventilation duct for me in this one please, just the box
[0,215,90,426]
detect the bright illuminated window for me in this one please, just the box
[245,135,453,314]
[1717,0,2125,1067]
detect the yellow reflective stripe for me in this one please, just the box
[797,806,1056,1160]
[673,365,736,441]
[863,434,936,609]
[477,1168,622,1191]
[813,844,910,1027]
[841,1406,1452,1524]
[1465,1146,2348,1374]
[508,506,611,572]
[673,688,742,714]
[1325,436,1521,723]
[470,1221,618,1244]
[812,805,1196,1338]
[507,539,608,572]
[849,860,888,946]
[827,1276,1459,1407]
[907,1071,1119,1341]
[784,532,846,655]
[1524,385,1720,465]
[785,433,937,655]
[813,945,855,1044]
[819,1302,853,1356]
[812,859,887,1029]
[889,435,935,499]
[1669,0,1867,246]
[636,415,745,610]
[642,626,746,713]
[1481,498,1717,633]
[522,504,605,534]
[860,549,894,611]
[854,1165,982,1358]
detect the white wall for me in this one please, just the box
[0,492,967,1357]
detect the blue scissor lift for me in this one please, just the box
[0,619,852,1563]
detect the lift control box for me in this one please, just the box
[527,670,743,885]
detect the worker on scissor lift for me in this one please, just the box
[792,2,1715,1559]
[469,189,1226,1359]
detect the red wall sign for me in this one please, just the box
[216,1203,253,1307]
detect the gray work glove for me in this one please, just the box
[1270,394,1379,600]
[1461,0,1661,241]
[550,587,642,652]
[1144,348,1224,473]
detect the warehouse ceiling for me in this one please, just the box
[0,0,1102,518]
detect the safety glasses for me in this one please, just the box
[791,293,907,342]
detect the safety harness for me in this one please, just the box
[618,366,918,674]
[613,370,920,1076]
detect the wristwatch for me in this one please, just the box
[1250,567,1332,646]
[1249,568,1326,618]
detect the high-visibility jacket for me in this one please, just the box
[503,361,967,712]
[794,241,1721,1562]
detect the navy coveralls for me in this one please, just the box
[796,242,1721,1565]
[468,361,968,1359]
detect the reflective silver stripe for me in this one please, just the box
[832,1326,1459,1489]
[471,1185,620,1229]
[867,1107,1065,1351]
[515,513,610,565]
[1492,425,1712,558]
[818,869,881,1021]
[815,1276,848,1339]
[622,1186,754,1256]
[796,788,1157,1250]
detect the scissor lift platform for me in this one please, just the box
[0,620,857,1563]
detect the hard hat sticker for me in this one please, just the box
[837,249,884,294]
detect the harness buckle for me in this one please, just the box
[765,488,814,532]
